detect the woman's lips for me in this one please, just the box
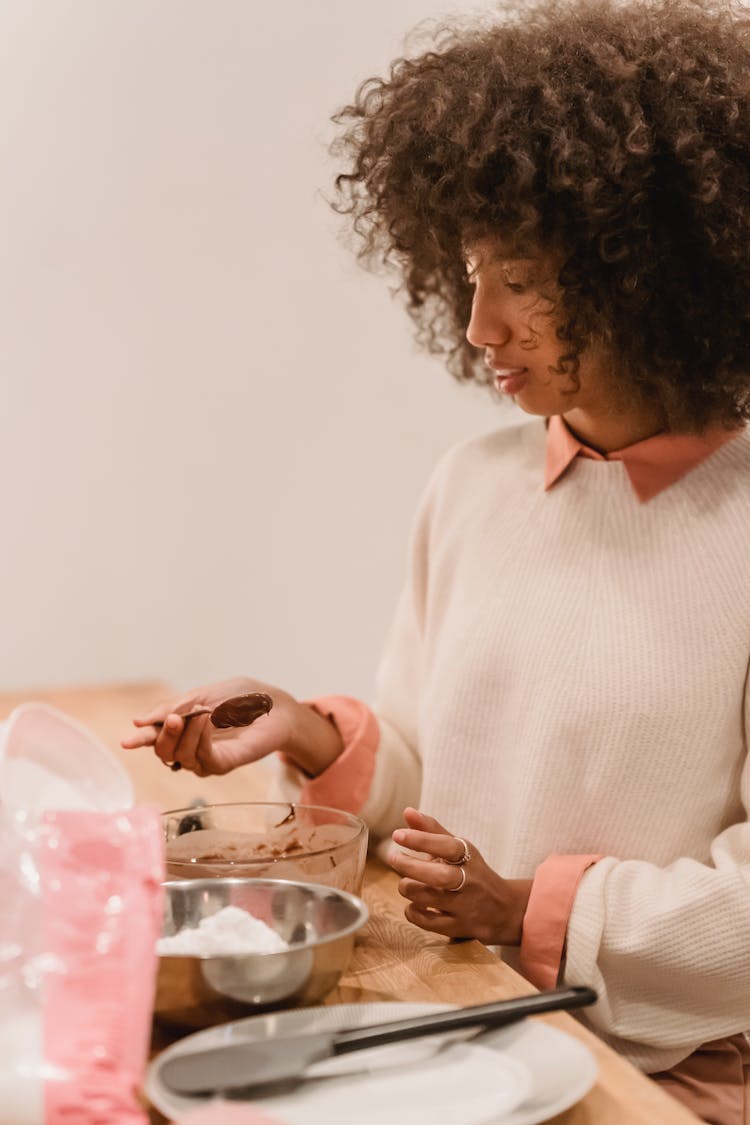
[491,366,528,395]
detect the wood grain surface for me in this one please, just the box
[0,681,700,1124]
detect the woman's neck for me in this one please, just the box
[562,404,666,454]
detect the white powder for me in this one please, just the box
[2,758,102,812]
[157,905,289,956]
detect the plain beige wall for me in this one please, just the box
[0,0,519,700]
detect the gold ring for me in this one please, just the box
[445,865,467,893]
[446,837,472,865]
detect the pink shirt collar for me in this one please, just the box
[544,414,743,502]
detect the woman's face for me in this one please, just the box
[464,243,611,418]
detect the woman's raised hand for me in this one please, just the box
[388,807,533,946]
[120,676,344,778]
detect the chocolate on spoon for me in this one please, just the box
[163,692,273,771]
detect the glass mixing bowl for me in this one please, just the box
[162,802,368,896]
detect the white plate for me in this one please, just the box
[147,1002,598,1125]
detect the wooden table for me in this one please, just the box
[0,682,700,1124]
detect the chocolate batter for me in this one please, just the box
[168,692,273,770]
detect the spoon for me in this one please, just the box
[158,692,273,770]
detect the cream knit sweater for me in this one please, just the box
[279,416,750,1072]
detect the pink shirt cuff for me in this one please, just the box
[519,853,603,989]
[279,695,379,813]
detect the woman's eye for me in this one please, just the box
[500,267,530,293]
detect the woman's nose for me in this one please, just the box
[465,289,511,348]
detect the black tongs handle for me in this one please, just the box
[334,986,597,1054]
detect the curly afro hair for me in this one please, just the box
[331,0,750,432]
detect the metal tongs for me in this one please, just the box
[160,985,597,1096]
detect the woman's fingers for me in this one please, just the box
[404,903,460,936]
[391,808,481,939]
[170,713,211,772]
[397,877,465,909]
[120,726,159,749]
[392,808,524,946]
[131,714,166,729]
[123,695,196,748]
[391,808,475,888]
[132,697,193,727]
[389,849,467,891]
[195,717,232,776]
[403,806,452,835]
[392,827,469,865]
[151,714,187,766]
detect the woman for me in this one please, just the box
[124,1,750,1118]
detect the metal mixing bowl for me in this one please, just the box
[154,877,369,1029]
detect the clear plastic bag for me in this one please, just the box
[0,705,163,1124]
